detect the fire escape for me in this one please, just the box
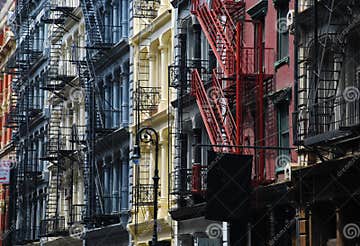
[190,0,274,183]
[296,0,350,147]
[39,1,80,238]
[79,0,119,226]
[131,0,161,233]
[5,0,44,242]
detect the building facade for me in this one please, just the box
[169,0,298,245]
[294,0,360,245]
[128,0,174,245]
[4,0,132,245]
[0,1,15,245]
[3,0,360,245]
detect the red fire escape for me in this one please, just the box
[190,0,274,183]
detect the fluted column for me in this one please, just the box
[39,136,43,171]
[121,0,128,38]
[160,139,168,200]
[113,79,120,127]
[158,44,168,109]
[112,155,119,213]
[103,157,110,214]
[148,52,156,88]
[120,154,129,225]
[112,1,119,42]
[104,8,111,43]
[36,197,41,238]
[121,69,129,127]
[104,78,111,128]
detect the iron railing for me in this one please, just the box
[40,217,66,237]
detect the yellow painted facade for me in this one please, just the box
[128,0,174,244]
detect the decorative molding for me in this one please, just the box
[247,0,268,20]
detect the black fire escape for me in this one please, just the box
[79,0,119,227]
[5,0,44,243]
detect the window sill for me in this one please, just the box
[274,56,290,71]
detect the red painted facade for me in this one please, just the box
[191,0,296,184]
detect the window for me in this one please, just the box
[276,2,289,60]
[277,103,290,163]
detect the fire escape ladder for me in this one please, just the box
[46,103,64,163]
[191,70,225,151]
[191,0,235,76]
[79,61,106,130]
[211,70,237,147]
[80,0,104,48]
[192,0,245,77]
[45,163,61,220]
[41,4,77,97]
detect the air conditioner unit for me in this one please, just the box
[284,163,292,181]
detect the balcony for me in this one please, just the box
[133,86,161,112]
[170,164,207,202]
[297,94,360,146]
[132,184,162,206]
[40,217,67,237]
[70,204,85,224]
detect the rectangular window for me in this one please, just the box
[278,103,290,163]
[277,3,289,60]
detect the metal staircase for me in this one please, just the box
[191,0,243,76]
[191,69,237,152]
[191,0,275,183]
[79,0,113,224]
[80,0,104,48]
[45,103,64,163]
[41,3,77,98]
[296,0,348,142]
[190,0,244,152]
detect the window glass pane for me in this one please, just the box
[277,4,289,59]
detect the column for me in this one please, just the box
[36,197,41,238]
[118,0,122,39]
[39,136,43,171]
[148,52,156,88]
[104,8,111,43]
[103,157,110,214]
[160,140,168,200]
[120,155,129,225]
[104,79,111,128]
[113,79,120,127]
[121,70,129,127]
[121,0,128,38]
[112,1,119,43]
[30,198,34,240]
[158,44,168,109]
[112,155,119,213]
